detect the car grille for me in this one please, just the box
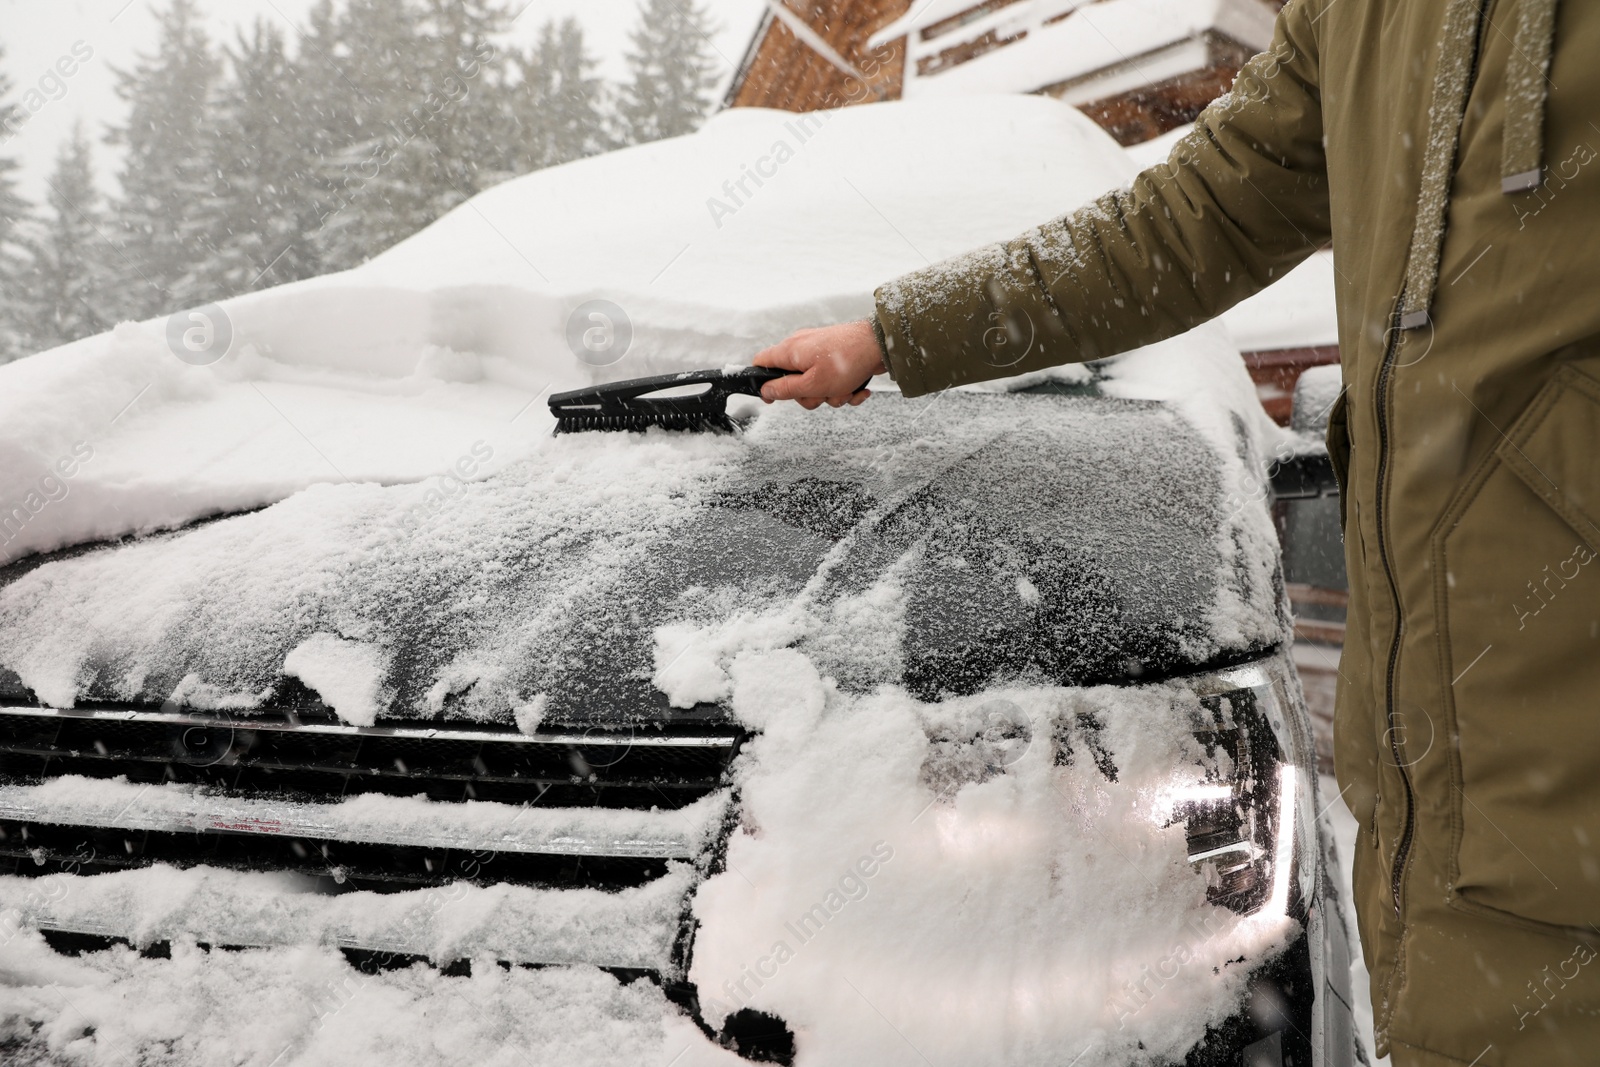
[0,702,742,974]
[0,703,735,809]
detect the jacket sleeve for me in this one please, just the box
[873,0,1332,397]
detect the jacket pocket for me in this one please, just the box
[1498,367,1600,547]
[1437,365,1600,931]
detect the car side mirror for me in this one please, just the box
[1269,449,1338,499]
[1268,365,1342,500]
[1268,362,1346,772]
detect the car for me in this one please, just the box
[0,96,1357,1066]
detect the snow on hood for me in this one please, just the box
[0,333,1282,721]
[0,95,1136,566]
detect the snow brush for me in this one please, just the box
[548,366,798,434]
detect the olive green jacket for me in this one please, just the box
[872,1,1600,1063]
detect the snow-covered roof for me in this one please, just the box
[893,0,1276,99]
[1121,118,1193,169]
[870,0,1094,50]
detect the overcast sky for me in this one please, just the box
[0,0,768,201]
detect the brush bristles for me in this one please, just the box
[554,412,735,434]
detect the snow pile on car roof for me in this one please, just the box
[0,94,1136,566]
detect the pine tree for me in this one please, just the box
[617,0,719,145]
[107,0,223,318]
[311,0,515,270]
[286,0,362,265]
[185,19,322,297]
[0,47,34,362]
[308,0,442,270]
[419,0,515,188]
[18,123,111,352]
[0,51,27,248]
[509,18,607,172]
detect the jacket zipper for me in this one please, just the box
[1375,303,1413,918]
[1381,0,1497,918]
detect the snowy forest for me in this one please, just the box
[0,0,720,364]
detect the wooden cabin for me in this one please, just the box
[726,0,1284,145]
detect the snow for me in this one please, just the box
[1290,362,1345,433]
[1218,250,1340,353]
[0,95,1139,569]
[0,665,1325,1066]
[869,0,1015,46]
[1124,124,1191,168]
[630,332,1286,710]
[0,427,750,715]
[870,0,1095,52]
[0,928,740,1067]
[688,655,1300,1065]
[895,0,1275,101]
[0,95,1292,721]
[1094,329,1284,651]
[283,633,394,727]
[0,322,529,570]
[0,339,1285,724]
[0,777,729,860]
[1322,774,1388,1067]
[0,861,692,971]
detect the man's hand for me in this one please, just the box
[752,320,887,409]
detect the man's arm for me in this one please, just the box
[759,0,1330,402]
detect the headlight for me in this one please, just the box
[1158,662,1313,922]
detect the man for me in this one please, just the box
[751,0,1599,1063]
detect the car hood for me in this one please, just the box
[0,389,1283,728]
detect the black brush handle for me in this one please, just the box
[548,366,794,422]
[548,365,874,430]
